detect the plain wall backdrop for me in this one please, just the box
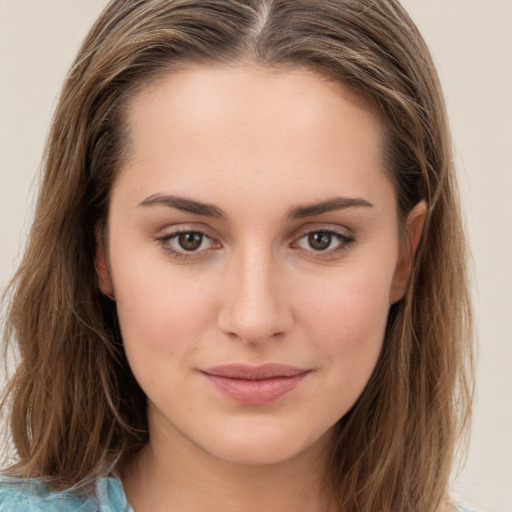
[1,1,511,511]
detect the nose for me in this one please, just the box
[217,246,293,345]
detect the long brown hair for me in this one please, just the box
[1,1,473,510]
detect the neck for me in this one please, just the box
[120,421,337,512]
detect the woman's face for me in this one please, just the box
[98,66,422,466]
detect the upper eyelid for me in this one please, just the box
[156,224,353,237]
[292,223,354,239]
[157,223,216,238]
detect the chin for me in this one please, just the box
[195,420,334,467]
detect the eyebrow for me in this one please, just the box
[139,194,227,219]
[138,194,373,220]
[287,196,373,219]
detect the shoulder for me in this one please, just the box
[0,475,92,511]
[453,505,478,512]
[0,475,131,512]
[0,476,86,511]
[436,503,479,512]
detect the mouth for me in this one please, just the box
[200,363,311,405]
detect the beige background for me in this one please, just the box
[1,1,511,510]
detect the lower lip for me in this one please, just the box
[203,373,309,405]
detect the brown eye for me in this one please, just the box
[307,231,332,251]
[159,229,220,258]
[294,229,355,256]
[177,232,204,251]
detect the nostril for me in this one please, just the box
[223,329,286,345]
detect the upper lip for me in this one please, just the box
[201,363,310,380]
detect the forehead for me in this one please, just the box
[115,65,392,211]
[124,64,383,148]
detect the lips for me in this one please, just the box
[201,364,310,405]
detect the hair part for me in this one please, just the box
[1,1,473,510]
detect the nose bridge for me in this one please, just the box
[218,241,292,344]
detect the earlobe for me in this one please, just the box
[95,235,116,301]
[390,200,427,304]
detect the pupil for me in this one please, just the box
[308,232,331,251]
[178,232,202,251]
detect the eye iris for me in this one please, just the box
[178,232,203,251]
[308,232,332,251]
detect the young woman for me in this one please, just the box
[0,1,474,511]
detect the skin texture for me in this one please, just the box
[97,65,425,512]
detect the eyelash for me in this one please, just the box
[157,228,355,260]
[158,229,219,260]
[291,229,355,259]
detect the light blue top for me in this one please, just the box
[0,475,133,511]
[0,474,475,511]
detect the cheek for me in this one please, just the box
[112,255,219,384]
[297,264,393,394]
[300,262,393,339]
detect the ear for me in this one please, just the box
[95,233,116,300]
[390,200,427,304]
